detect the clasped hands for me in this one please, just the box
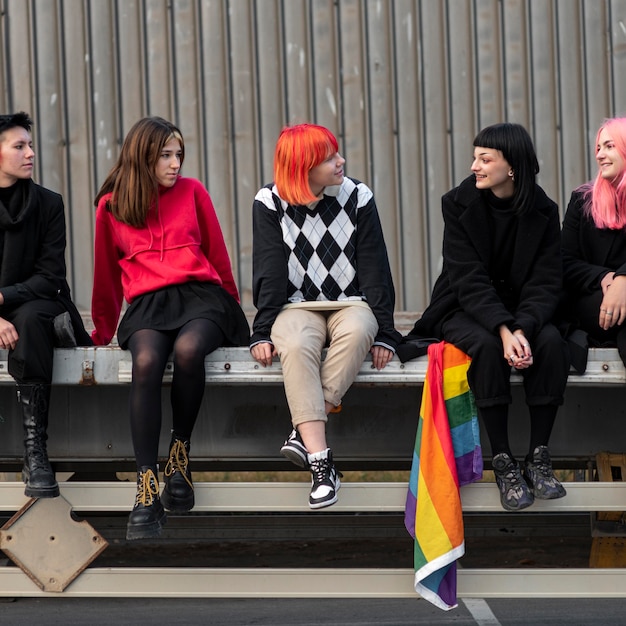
[499,325,533,370]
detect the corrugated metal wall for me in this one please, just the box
[1,0,626,314]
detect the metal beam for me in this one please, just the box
[1,481,625,513]
[1,566,626,598]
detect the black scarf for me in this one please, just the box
[0,180,34,288]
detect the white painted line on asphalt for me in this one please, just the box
[462,598,502,626]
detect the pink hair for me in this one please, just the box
[273,124,339,205]
[583,117,626,229]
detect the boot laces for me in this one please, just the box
[164,439,193,489]
[135,468,159,507]
[310,457,332,484]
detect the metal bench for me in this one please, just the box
[0,345,625,598]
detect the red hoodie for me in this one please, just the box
[91,176,239,345]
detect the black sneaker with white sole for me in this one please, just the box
[308,449,341,509]
[280,428,309,468]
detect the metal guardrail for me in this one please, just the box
[1,345,625,599]
[0,346,624,386]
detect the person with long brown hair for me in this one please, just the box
[91,116,249,539]
[250,123,400,509]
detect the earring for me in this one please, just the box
[508,170,515,182]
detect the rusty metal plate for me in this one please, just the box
[0,496,108,592]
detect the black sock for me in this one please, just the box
[527,405,558,459]
[478,405,511,458]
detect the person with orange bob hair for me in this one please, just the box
[250,123,400,509]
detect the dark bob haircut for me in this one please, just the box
[473,122,539,215]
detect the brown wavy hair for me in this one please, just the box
[94,116,184,227]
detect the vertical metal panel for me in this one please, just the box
[582,0,611,172]
[1,0,626,315]
[282,1,313,123]
[609,0,626,115]
[474,0,504,127]
[170,0,203,180]
[310,0,340,130]
[195,1,244,293]
[115,0,146,133]
[144,0,174,118]
[419,0,450,288]
[228,0,260,304]
[393,1,428,309]
[60,0,95,305]
[363,1,400,286]
[502,0,530,124]
[1,0,34,119]
[555,1,587,209]
[254,0,285,187]
[527,0,560,202]
[447,0,477,185]
[337,0,369,181]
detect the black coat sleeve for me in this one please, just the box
[513,205,562,340]
[1,186,67,308]
[561,190,617,293]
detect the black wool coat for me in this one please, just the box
[561,188,626,295]
[401,175,562,356]
[0,179,91,345]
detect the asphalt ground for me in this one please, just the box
[3,597,626,626]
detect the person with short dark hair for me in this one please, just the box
[401,123,569,512]
[0,111,92,498]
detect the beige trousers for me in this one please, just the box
[270,305,378,426]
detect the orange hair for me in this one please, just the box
[273,123,339,205]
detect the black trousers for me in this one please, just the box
[442,312,569,408]
[3,299,66,383]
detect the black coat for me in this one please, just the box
[400,175,562,359]
[561,188,626,294]
[0,179,91,345]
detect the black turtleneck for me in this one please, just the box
[484,189,518,300]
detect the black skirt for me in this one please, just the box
[117,281,250,349]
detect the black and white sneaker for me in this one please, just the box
[308,449,341,509]
[280,428,309,468]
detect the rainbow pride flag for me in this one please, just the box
[404,341,482,610]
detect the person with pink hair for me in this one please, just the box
[250,123,400,510]
[562,117,626,367]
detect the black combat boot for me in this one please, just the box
[126,465,167,540]
[19,384,59,498]
[161,436,194,513]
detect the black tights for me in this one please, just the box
[127,319,224,468]
[479,404,558,460]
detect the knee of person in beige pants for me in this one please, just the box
[321,305,379,405]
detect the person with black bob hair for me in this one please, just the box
[398,122,569,511]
